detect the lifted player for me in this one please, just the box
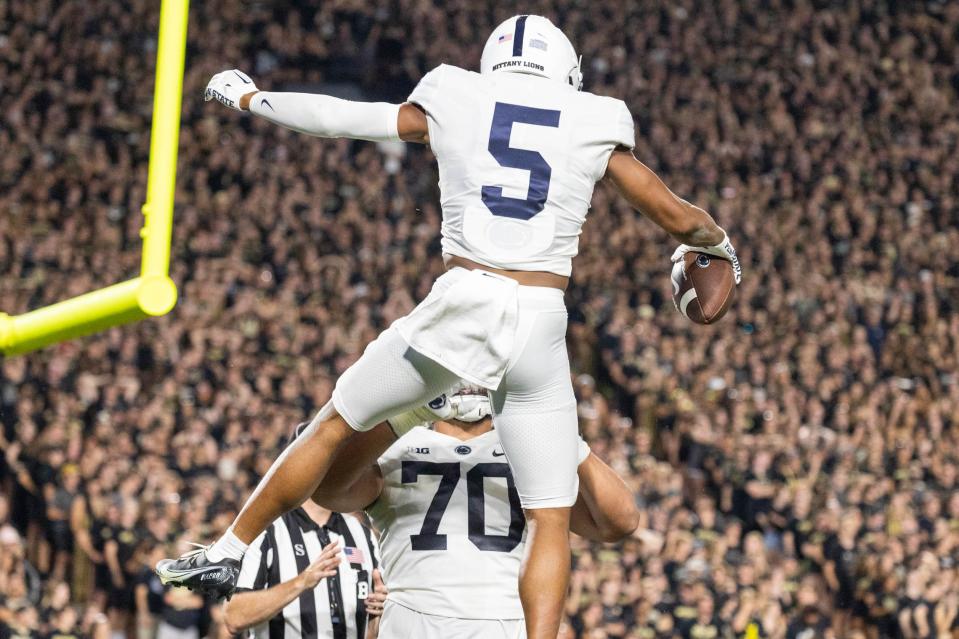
[310,388,639,638]
[158,15,740,638]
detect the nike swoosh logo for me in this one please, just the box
[260,98,274,111]
[233,71,251,84]
[492,450,506,457]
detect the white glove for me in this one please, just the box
[204,69,258,111]
[671,231,742,284]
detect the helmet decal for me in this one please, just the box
[512,15,528,56]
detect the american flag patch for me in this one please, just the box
[497,33,512,43]
[344,546,365,564]
[530,38,548,51]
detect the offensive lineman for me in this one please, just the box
[310,389,639,637]
[158,15,741,638]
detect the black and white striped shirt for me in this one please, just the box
[235,509,379,639]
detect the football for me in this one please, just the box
[671,252,736,324]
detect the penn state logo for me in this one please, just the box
[455,445,472,455]
[428,395,447,410]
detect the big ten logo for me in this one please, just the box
[408,447,430,455]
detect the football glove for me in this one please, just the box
[671,231,742,284]
[204,69,258,111]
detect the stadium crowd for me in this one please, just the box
[2,0,958,638]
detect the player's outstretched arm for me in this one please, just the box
[605,149,723,246]
[605,149,742,283]
[569,446,640,543]
[204,69,429,143]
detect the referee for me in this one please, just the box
[222,497,382,639]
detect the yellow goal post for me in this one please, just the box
[0,0,189,356]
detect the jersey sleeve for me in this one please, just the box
[612,100,635,150]
[235,531,268,590]
[407,65,448,115]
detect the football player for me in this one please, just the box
[159,15,740,638]
[311,388,639,638]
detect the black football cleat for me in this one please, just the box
[155,546,241,600]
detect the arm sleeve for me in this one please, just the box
[249,92,401,142]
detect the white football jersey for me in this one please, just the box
[408,64,634,277]
[366,427,526,620]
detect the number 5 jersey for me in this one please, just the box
[366,426,527,620]
[408,64,635,277]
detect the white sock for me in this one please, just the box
[205,528,249,562]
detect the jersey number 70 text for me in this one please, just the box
[402,460,525,553]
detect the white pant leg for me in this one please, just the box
[332,326,462,431]
[379,601,525,639]
[490,288,579,509]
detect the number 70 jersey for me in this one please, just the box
[366,427,526,620]
[408,64,635,277]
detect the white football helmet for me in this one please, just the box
[480,15,583,90]
[424,386,491,424]
[447,387,492,423]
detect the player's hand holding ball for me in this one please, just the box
[204,69,257,111]
[671,232,742,284]
[670,232,741,324]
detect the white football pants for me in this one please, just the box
[332,268,579,509]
